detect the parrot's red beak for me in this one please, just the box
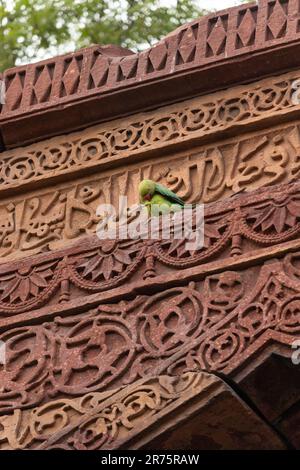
[144,194,151,201]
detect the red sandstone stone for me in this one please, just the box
[0,0,300,451]
[2,0,300,147]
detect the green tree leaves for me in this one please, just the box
[0,0,205,70]
[0,0,249,71]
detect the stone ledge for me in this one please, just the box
[2,0,300,147]
[0,178,299,327]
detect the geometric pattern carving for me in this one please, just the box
[89,53,110,88]
[117,56,138,81]
[176,25,198,65]
[206,16,228,57]
[266,0,288,40]
[61,56,82,97]
[147,42,168,72]
[3,73,25,112]
[32,65,53,104]
[236,9,257,48]
[2,0,299,119]
[1,0,300,452]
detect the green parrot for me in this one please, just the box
[138,179,185,216]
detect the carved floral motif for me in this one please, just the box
[0,181,299,317]
[2,121,300,263]
[1,71,300,195]
[0,372,215,450]
[0,250,300,413]
[1,0,300,451]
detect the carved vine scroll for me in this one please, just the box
[1,70,300,195]
[0,250,299,413]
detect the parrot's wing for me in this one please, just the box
[154,183,185,206]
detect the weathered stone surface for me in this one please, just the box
[0,179,300,324]
[0,372,285,450]
[0,372,217,450]
[0,250,300,414]
[1,140,300,263]
[1,69,300,197]
[2,1,300,147]
[1,0,300,451]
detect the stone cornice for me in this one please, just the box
[2,0,300,148]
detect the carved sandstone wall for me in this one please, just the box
[2,79,300,262]
[2,0,300,147]
[1,0,300,450]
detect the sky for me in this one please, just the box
[8,0,247,65]
[202,0,240,6]
[161,0,242,9]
